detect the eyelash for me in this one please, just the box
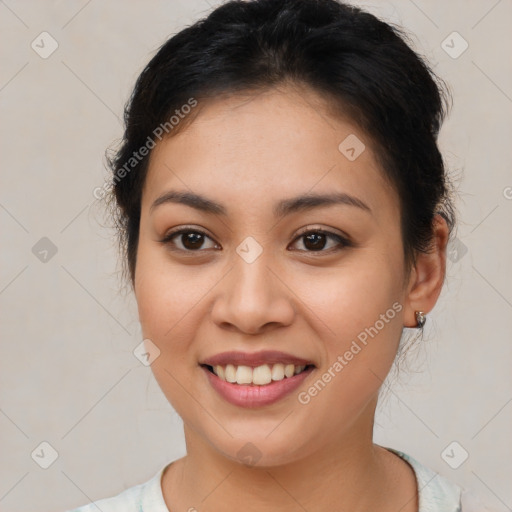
[159,226,352,255]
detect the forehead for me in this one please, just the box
[142,86,396,217]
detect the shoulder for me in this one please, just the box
[63,463,170,512]
[387,448,462,512]
[388,448,500,512]
[460,488,502,512]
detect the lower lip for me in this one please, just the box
[201,365,315,408]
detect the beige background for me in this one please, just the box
[1,1,511,511]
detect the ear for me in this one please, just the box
[403,214,450,328]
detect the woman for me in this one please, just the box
[67,0,489,510]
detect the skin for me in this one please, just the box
[134,83,449,512]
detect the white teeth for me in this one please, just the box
[252,364,272,385]
[215,365,225,380]
[294,365,306,375]
[284,364,295,378]
[271,363,285,381]
[235,365,253,385]
[224,364,237,383]
[210,362,310,385]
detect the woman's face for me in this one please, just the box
[134,85,412,466]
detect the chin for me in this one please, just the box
[202,427,313,469]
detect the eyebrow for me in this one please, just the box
[149,190,372,217]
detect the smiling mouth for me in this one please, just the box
[201,363,315,386]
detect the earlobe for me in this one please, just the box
[403,214,450,328]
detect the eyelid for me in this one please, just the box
[293,224,351,242]
[162,225,211,240]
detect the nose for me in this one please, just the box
[210,255,295,335]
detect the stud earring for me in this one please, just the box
[415,311,426,328]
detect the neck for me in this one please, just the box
[162,400,417,512]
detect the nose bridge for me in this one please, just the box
[211,240,294,333]
[229,237,276,313]
[233,247,274,301]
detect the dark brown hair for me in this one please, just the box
[105,0,454,287]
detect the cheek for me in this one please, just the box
[134,247,202,417]
[295,252,404,335]
[293,250,405,392]
[134,242,215,390]
[134,240,201,341]
[293,266,404,431]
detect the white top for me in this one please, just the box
[64,449,494,512]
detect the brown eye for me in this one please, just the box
[160,228,218,252]
[303,232,328,251]
[290,229,351,253]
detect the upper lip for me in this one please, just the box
[200,350,315,368]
